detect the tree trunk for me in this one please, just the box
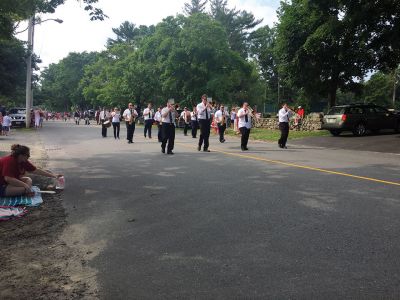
[393,69,397,108]
[328,88,337,108]
[328,79,338,107]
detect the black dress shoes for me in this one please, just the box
[167,151,174,155]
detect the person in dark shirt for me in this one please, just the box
[0,144,62,197]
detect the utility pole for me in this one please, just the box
[25,16,34,128]
[393,67,399,108]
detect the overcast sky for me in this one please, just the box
[17,0,280,68]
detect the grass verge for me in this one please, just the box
[225,128,330,142]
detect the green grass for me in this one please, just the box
[225,128,330,142]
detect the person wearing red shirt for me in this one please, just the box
[0,144,62,197]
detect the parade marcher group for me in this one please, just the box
[67,93,299,154]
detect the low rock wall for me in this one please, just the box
[255,113,323,131]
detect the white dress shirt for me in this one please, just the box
[214,109,227,124]
[161,107,176,124]
[191,111,198,121]
[143,108,154,120]
[196,102,211,120]
[278,108,292,123]
[111,112,121,123]
[122,108,138,121]
[237,108,252,129]
[154,111,161,122]
[99,110,110,120]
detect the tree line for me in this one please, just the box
[1,0,399,112]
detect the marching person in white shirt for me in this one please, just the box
[154,106,162,142]
[180,107,191,136]
[161,101,177,155]
[190,107,198,138]
[122,103,138,144]
[278,103,293,149]
[143,102,154,139]
[237,102,252,151]
[196,94,212,152]
[99,107,111,138]
[215,105,227,143]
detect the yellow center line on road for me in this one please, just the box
[176,142,400,187]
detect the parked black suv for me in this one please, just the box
[322,104,400,136]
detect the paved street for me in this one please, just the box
[39,121,400,299]
[291,130,400,154]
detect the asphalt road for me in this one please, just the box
[40,121,400,299]
[291,130,400,154]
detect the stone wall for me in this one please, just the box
[254,113,323,131]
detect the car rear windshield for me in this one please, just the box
[327,107,346,115]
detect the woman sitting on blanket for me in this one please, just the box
[0,144,62,197]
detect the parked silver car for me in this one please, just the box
[322,104,400,136]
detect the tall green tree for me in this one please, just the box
[209,0,262,58]
[39,51,97,110]
[275,0,373,107]
[183,0,208,16]
[107,21,155,48]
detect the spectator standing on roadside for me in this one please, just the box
[2,112,12,136]
[278,103,294,149]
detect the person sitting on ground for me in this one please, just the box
[0,144,63,197]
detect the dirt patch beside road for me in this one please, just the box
[0,130,97,299]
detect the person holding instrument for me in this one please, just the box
[237,102,252,151]
[161,100,177,155]
[143,102,154,139]
[123,103,138,144]
[196,94,212,152]
[0,144,63,197]
[278,103,294,149]
[215,104,227,143]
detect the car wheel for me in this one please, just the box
[353,123,367,136]
[329,130,341,136]
[395,121,400,133]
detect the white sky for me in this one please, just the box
[16,0,279,68]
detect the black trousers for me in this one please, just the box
[239,127,250,149]
[183,123,189,135]
[101,121,107,137]
[126,121,135,142]
[157,123,162,142]
[191,120,198,138]
[199,119,211,150]
[279,122,289,147]
[161,123,175,152]
[112,122,120,138]
[217,123,226,142]
[144,119,153,138]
